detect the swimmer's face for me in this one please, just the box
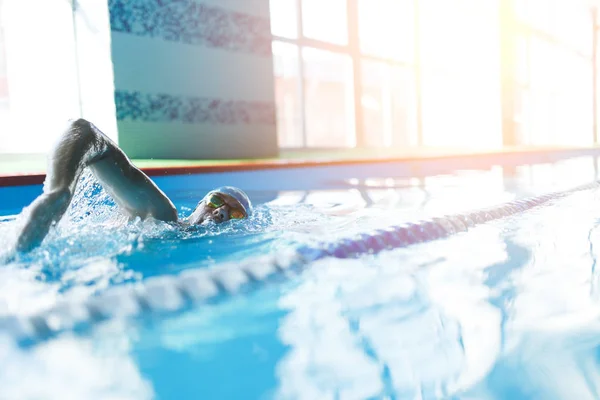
[187,191,248,225]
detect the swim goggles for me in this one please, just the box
[205,193,247,219]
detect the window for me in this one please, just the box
[358,0,414,62]
[270,0,417,148]
[302,0,348,46]
[361,61,417,147]
[269,0,501,150]
[271,0,597,150]
[272,41,302,146]
[303,48,355,147]
[0,0,80,153]
[419,0,502,148]
[514,0,594,146]
[0,0,117,154]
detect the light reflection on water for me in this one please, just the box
[1,158,600,399]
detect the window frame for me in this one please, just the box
[271,0,422,149]
[273,0,600,150]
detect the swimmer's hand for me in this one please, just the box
[16,189,71,252]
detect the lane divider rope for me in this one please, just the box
[2,181,598,346]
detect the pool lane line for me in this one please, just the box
[1,181,598,346]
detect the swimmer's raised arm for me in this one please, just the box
[16,119,177,252]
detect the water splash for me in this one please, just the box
[0,172,363,319]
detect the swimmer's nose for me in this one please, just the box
[212,208,228,223]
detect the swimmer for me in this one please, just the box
[15,119,252,253]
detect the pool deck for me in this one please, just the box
[1,145,600,186]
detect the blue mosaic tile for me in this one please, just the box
[109,0,272,56]
[114,90,276,125]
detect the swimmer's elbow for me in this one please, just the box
[68,118,92,130]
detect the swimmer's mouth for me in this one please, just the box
[203,214,225,224]
[185,213,223,225]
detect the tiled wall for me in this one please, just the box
[107,0,278,159]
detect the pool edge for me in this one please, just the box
[1,146,600,187]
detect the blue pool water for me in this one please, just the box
[1,156,600,399]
